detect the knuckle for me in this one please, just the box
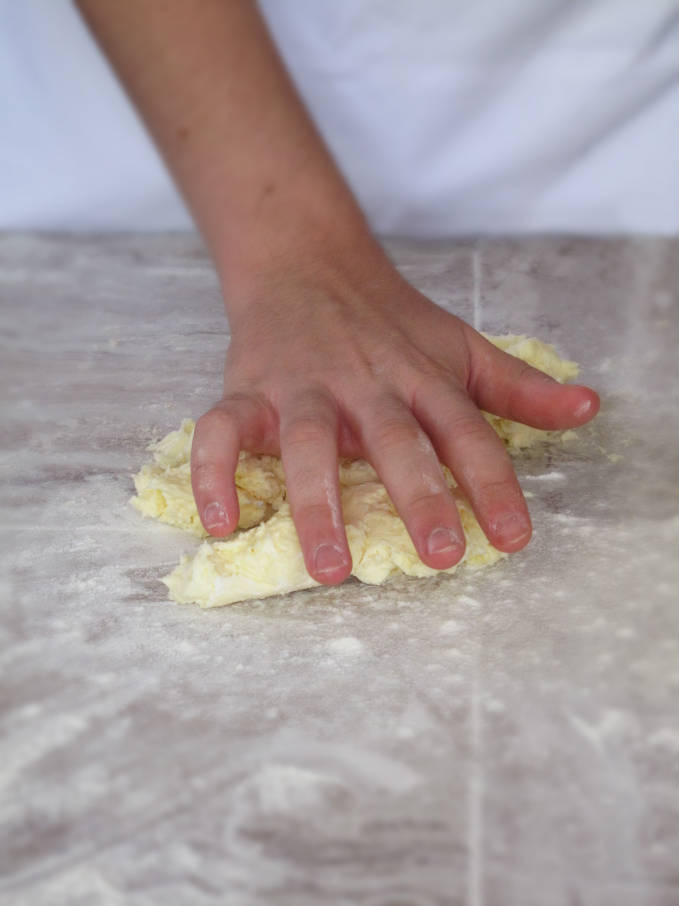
[225,390,273,420]
[194,391,275,452]
[283,413,334,450]
[502,362,534,409]
[195,406,235,437]
[190,461,219,495]
[295,500,335,527]
[373,417,422,451]
[192,416,232,467]
[405,489,450,514]
[478,477,517,498]
[190,425,213,467]
[469,479,523,517]
[191,458,212,476]
[194,410,215,434]
[448,412,491,445]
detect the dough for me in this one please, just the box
[164,473,505,608]
[131,419,286,536]
[131,335,579,608]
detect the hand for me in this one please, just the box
[190,244,599,586]
[76,1,598,584]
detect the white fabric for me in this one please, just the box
[1,0,678,234]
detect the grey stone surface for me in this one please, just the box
[1,233,678,906]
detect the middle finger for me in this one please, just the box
[357,394,466,570]
[280,388,352,585]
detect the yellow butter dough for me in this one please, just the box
[131,335,579,608]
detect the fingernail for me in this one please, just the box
[426,527,462,556]
[203,501,228,530]
[491,511,531,544]
[313,543,348,575]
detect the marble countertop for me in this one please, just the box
[1,234,678,906]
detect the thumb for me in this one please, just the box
[467,333,600,431]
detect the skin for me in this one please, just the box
[77,0,600,585]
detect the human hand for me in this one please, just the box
[77,0,598,584]
[190,243,599,586]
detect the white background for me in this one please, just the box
[2,0,678,235]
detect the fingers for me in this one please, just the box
[414,382,532,553]
[279,389,351,585]
[358,396,466,570]
[469,334,600,430]
[193,328,597,580]
[191,393,274,537]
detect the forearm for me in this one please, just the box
[75,0,378,306]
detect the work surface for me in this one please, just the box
[2,234,678,906]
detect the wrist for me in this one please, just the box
[216,196,389,325]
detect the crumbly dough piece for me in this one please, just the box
[131,335,579,608]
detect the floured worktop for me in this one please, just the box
[1,234,679,906]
